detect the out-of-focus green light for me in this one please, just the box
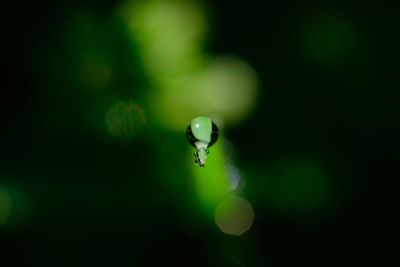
[150,56,259,131]
[215,196,254,236]
[119,0,207,78]
[191,141,230,213]
[105,101,146,139]
[194,57,258,125]
[0,189,12,226]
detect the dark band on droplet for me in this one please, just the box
[186,125,197,148]
[208,121,219,147]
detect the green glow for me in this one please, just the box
[191,141,230,214]
[120,0,207,78]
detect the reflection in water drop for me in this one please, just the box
[215,196,254,236]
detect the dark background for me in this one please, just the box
[2,0,399,266]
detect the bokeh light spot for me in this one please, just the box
[226,164,245,193]
[215,196,254,236]
[105,101,146,139]
[120,0,207,77]
[151,56,259,131]
[196,56,259,125]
